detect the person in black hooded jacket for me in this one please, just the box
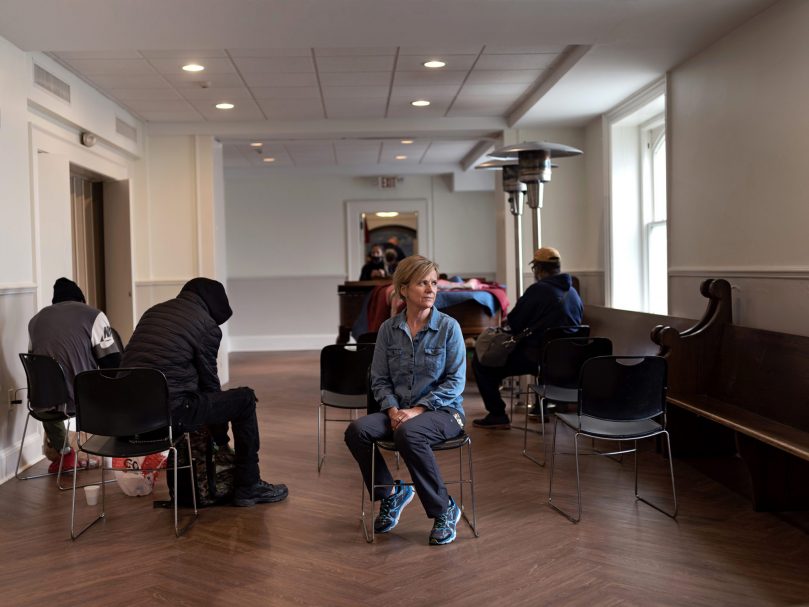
[472,247,583,429]
[122,277,288,506]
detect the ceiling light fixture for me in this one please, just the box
[263,157,275,163]
[400,139,414,144]
[250,142,263,147]
[423,60,446,69]
[182,63,205,72]
[411,100,430,107]
[376,212,399,218]
[215,102,235,110]
[395,155,407,160]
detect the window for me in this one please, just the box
[607,80,667,313]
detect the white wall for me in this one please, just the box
[0,36,144,481]
[224,171,496,350]
[667,0,809,335]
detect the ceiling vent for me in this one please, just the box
[115,117,137,142]
[33,64,71,103]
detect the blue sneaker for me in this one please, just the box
[429,497,461,545]
[374,481,415,533]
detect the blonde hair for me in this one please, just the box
[392,255,439,302]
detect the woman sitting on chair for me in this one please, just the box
[344,255,467,545]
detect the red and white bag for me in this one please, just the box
[111,452,168,496]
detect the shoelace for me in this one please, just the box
[378,492,397,519]
[435,504,455,527]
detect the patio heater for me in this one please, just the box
[489,141,583,252]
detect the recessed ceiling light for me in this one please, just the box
[395,155,407,160]
[250,142,263,147]
[215,102,235,110]
[263,157,275,163]
[423,60,446,69]
[376,212,400,218]
[400,139,414,144]
[411,100,430,107]
[182,63,205,72]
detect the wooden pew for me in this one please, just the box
[653,279,809,511]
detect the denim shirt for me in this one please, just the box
[371,308,466,420]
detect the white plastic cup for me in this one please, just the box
[84,485,101,506]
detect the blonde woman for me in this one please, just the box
[345,255,466,545]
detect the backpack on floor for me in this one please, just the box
[165,428,235,508]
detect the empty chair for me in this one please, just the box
[512,325,591,425]
[70,368,197,539]
[356,332,378,344]
[318,343,376,472]
[525,336,612,466]
[547,355,678,523]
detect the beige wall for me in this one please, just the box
[224,171,496,350]
[667,0,809,334]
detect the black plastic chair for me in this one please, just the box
[360,391,478,543]
[525,336,612,466]
[15,353,90,489]
[318,343,376,472]
[508,325,591,425]
[547,356,678,523]
[70,368,198,539]
[356,332,378,345]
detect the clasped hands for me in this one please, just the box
[388,406,425,431]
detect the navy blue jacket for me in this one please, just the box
[505,273,583,362]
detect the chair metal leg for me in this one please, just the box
[15,413,64,481]
[459,438,479,536]
[70,451,105,540]
[361,443,378,543]
[522,397,547,466]
[317,403,325,472]
[634,432,678,519]
[174,437,199,537]
[547,417,583,523]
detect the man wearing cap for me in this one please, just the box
[472,247,583,429]
[28,278,121,471]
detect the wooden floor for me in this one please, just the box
[1,351,808,606]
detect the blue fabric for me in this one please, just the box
[434,290,499,316]
[351,290,499,340]
[371,308,465,418]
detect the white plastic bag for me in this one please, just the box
[112,451,168,496]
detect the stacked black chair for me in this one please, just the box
[547,355,678,523]
[318,343,376,472]
[525,336,612,466]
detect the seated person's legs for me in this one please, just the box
[37,412,82,472]
[393,410,464,545]
[176,387,287,506]
[345,412,395,501]
[472,350,537,429]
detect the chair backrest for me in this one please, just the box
[19,353,69,411]
[541,337,613,389]
[541,325,590,348]
[356,332,378,345]
[320,343,376,397]
[579,356,667,422]
[74,368,170,437]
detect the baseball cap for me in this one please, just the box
[531,247,561,265]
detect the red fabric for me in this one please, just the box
[480,286,510,317]
[366,285,396,332]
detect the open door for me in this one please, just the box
[102,180,134,341]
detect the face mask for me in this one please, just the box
[370,255,383,262]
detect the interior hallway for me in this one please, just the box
[1,350,808,606]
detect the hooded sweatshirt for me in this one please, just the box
[122,278,231,409]
[505,272,583,362]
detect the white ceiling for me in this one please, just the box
[0,0,778,175]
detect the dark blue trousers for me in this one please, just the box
[345,410,462,518]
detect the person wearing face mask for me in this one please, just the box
[360,244,388,280]
[122,277,287,507]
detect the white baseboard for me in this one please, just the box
[229,333,335,352]
[0,429,45,485]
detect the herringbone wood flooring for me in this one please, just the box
[1,350,808,606]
